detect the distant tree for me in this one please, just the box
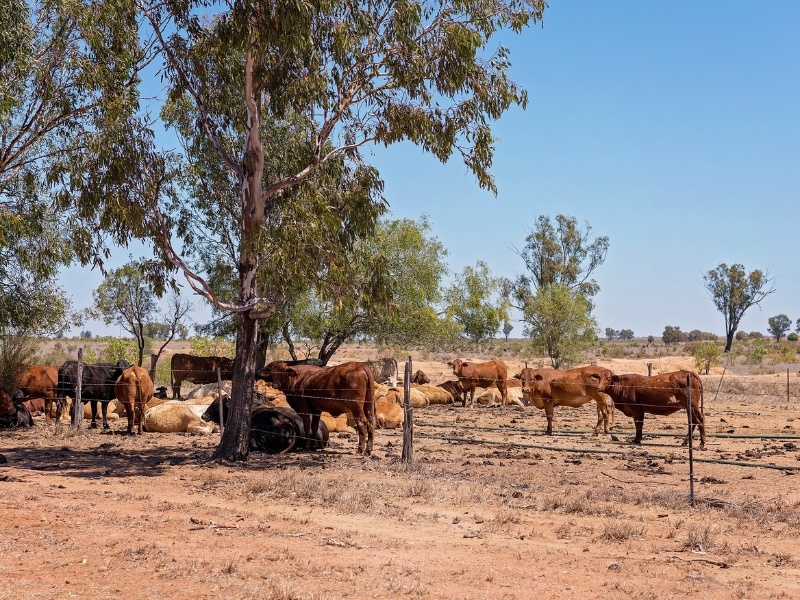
[445,262,509,345]
[662,326,687,345]
[749,331,764,339]
[703,264,775,352]
[93,263,157,367]
[647,335,655,345]
[523,284,597,369]
[81,331,92,339]
[788,333,799,342]
[506,214,609,310]
[768,314,792,342]
[687,329,703,342]
[149,293,193,373]
[503,322,513,342]
[605,327,617,340]
[694,343,721,375]
[735,331,749,341]
[618,329,634,340]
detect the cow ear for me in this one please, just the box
[590,373,600,380]
[534,374,543,381]
[513,373,521,379]
[612,375,619,382]
[286,367,298,377]
[462,362,469,368]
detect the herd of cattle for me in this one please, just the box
[0,353,706,455]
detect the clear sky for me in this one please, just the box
[62,0,800,339]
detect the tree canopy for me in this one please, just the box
[444,261,509,344]
[767,314,791,342]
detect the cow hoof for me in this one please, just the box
[103,424,111,430]
[631,439,642,445]
[89,422,99,429]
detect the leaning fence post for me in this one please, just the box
[647,362,652,376]
[72,348,84,428]
[217,367,224,437]
[402,357,414,463]
[687,372,695,507]
[787,368,790,404]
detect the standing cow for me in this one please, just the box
[56,360,130,428]
[170,353,235,399]
[115,365,154,435]
[271,361,375,455]
[518,366,614,435]
[447,359,508,407]
[597,370,705,448]
[18,366,58,423]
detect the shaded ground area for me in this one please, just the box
[2,390,800,600]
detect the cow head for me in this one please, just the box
[411,370,430,385]
[270,362,297,391]
[595,372,618,393]
[446,359,463,375]
[154,386,169,399]
[116,360,131,370]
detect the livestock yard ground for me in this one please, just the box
[3,354,800,599]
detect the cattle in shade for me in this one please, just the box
[56,360,130,428]
[115,366,154,435]
[22,398,46,416]
[410,370,430,385]
[0,388,33,428]
[437,380,465,405]
[201,397,329,453]
[517,366,614,435]
[18,366,58,423]
[256,358,324,383]
[271,361,375,455]
[447,359,508,407]
[363,358,399,385]
[153,386,169,399]
[170,353,234,399]
[597,370,705,448]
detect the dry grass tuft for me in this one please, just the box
[600,520,646,542]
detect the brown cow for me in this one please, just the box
[271,361,375,455]
[519,366,614,436]
[411,370,430,385]
[18,366,58,423]
[437,380,466,405]
[597,370,705,448]
[170,354,234,399]
[0,388,33,428]
[115,366,154,435]
[22,398,46,416]
[447,359,508,407]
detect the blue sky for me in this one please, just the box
[63,0,800,338]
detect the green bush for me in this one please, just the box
[189,336,235,359]
[749,343,768,364]
[102,338,138,365]
[735,330,748,341]
[788,333,798,342]
[694,342,721,375]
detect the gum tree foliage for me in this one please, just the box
[523,284,597,369]
[662,326,687,345]
[444,261,509,344]
[93,262,159,367]
[617,329,634,340]
[285,217,458,362]
[59,0,545,461]
[604,327,616,340]
[735,330,748,341]
[507,214,609,310]
[767,314,791,342]
[503,322,513,341]
[703,264,775,352]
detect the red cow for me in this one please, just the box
[115,366,154,435]
[597,370,705,448]
[411,370,430,385]
[447,359,508,407]
[18,366,58,423]
[271,361,375,455]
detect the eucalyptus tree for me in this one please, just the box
[63,0,546,461]
[444,261,509,345]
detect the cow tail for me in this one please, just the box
[363,364,376,428]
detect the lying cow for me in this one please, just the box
[18,366,58,423]
[144,397,216,434]
[437,380,465,405]
[411,370,430,385]
[447,359,508,407]
[519,366,615,436]
[201,397,329,453]
[153,386,169,399]
[598,370,705,448]
[56,360,130,428]
[0,388,33,428]
[271,361,375,454]
[115,366,154,435]
[170,353,234,399]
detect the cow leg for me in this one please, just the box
[310,412,323,450]
[54,399,63,426]
[300,411,313,450]
[366,410,374,456]
[544,400,554,435]
[632,409,644,444]
[172,378,181,400]
[468,386,476,407]
[682,404,706,449]
[44,398,53,424]
[594,397,609,436]
[100,401,110,429]
[499,380,507,407]
[88,401,99,428]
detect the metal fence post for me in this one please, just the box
[402,357,414,463]
[687,372,695,507]
[72,348,83,428]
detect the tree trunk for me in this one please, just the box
[724,328,735,352]
[282,323,298,361]
[213,309,258,461]
[317,333,347,365]
[255,330,269,372]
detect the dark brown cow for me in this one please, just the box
[0,388,33,428]
[518,366,614,435]
[437,380,466,404]
[411,370,430,385]
[22,398,46,416]
[597,370,705,448]
[271,361,375,455]
[115,366,154,435]
[170,354,234,399]
[18,366,58,423]
[447,359,508,407]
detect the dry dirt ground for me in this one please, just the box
[3,360,800,599]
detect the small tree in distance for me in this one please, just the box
[618,329,634,340]
[445,262,509,346]
[768,314,792,342]
[662,326,687,344]
[605,328,616,340]
[503,322,513,342]
[703,263,775,352]
[694,343,721,375]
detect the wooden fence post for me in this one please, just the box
[217,367,224,436]
[647,362,652,376]
[402,357,413,463]
[687,372,695,507]
[787,368,790,404]
[72,348,83,428]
